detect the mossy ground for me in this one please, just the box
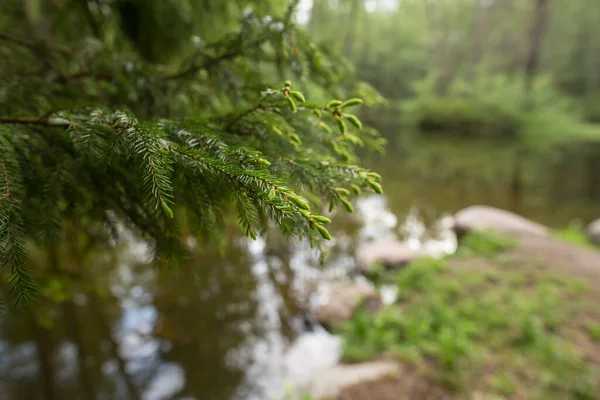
[337,231,600,400]
[552,223,599,250]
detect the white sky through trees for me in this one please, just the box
[296,0,399,25]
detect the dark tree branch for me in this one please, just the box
[0,117,69,127]
[162,22,279,81]
[41,47,252,83]
[0,31,39,50]
[163,48,247,81]
[0,31,70,54]
[225,93,276,130]
[0,31,70,78]
[2,23,275,83]
[63,71,115,82]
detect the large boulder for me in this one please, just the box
[586,219,600,245]
[308,361,400,400]
[453,205,550,238]
[315,282,380,329]
[355,240,427,273]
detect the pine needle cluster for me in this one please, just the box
[0,0,386,307]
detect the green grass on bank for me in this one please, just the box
[552,223,599,249]
[338,231,600,399]
[453,230,518,258]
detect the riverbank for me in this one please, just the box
[308,207,600,400]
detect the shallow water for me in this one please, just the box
[1,138,599,400]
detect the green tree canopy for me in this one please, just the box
[0,0,385,307]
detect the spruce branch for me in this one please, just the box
[103,210,120,243]
[166,141,329,240]
[17,29,273,83]
[184,175,212,237]
[163,19,278,81]
[126,124,175,219]
[1,211,36,307]
[225,91,277,130]
[284,0,302,23]
[0,117,69,127]
[39,155,64,242]
[2,19,273,84]
[0,155,9,202]
[0,31,39,50]
[163,47,250,81]
[0,0,388,310]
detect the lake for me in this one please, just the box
[1,137,599,400]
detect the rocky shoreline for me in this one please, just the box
[293,205,600,400]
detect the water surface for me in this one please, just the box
[1,138,599,400]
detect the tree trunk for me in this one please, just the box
[29,314,57,400]
[308,0,328,35]
[468,0,488,81]
[342,0,363,58]
[494,0,522,74]
[62,301,96,400]
[523,0,551,100]
[585,5,600,96]
[48,247,95,400]
[88,293,142,400]
[509,149,524,212]
[66,221,141,400]
[423,0,440,70]
[425,0,459,93]
[514,0,552,202]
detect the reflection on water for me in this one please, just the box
[2,139,600,400]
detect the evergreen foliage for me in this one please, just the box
[0,0,385,307]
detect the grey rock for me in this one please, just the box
[308,361,400,400]
[315,282,380,329]
[355,240,428,273]
[586,219,600,245]
[453,205,550,238]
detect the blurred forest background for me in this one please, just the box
[311,0,600,129]
[309,0,600,209]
